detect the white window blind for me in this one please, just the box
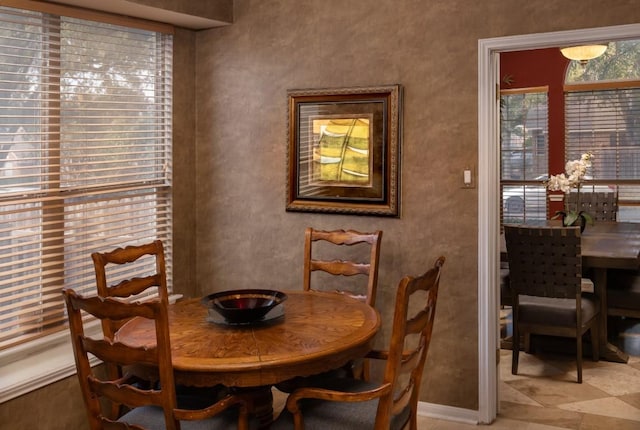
[565,82,640,181]
[500,88,549,225]
[0,6,173,350]
[565,82,640,220]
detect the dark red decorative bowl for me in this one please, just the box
[201,289,287,324]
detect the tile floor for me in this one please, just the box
[273,316,640,429]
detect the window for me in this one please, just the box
[500,88,549,225]
[565,40,640,222]
[0,7,173,351]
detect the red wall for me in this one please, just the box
[500,48,571,216]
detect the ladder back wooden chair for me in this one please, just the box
[92,240,224,418]
[303,227,382,307]
[504,225,600,383]
[271,256,444,430]
[92,240,170,418]
[297,228,382,383]
[62,288,250,430]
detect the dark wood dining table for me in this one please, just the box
[501,221,640,363]
[115,290,380,425]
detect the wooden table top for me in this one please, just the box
[116,290,381,388]
[580,222,640,269]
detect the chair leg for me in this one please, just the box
[591,322,599,362]
[524,333,532,353]
[512,324,519,375]
[576,334,583,384]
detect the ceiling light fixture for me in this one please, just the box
[560,44,608,65]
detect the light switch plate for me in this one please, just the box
[462,167,475,188]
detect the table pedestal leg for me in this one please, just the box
[592,268,629,363]
[232,386,274,429]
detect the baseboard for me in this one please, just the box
[417,401,479,425]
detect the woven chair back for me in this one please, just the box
[504,225,582,299]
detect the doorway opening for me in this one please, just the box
[477,23,640,424]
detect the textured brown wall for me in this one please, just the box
[3,1,640,428]
[0,374,87,429]
[172,28,198,297]
[192,0,640,411]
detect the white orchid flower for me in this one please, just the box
[545,152,595,228]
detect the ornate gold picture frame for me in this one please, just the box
[286,85,401,217]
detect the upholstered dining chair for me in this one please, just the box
[303,227,382,307]
[504,225,600,383]
[567,191,617,221]
[62,288,251,430]
[92,240,225,418]
[271,256,444,430]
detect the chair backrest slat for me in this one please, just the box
[309,260,371,276]
[81,336,158,367]
[303,228,382,306]
[88,377,164,410]
[92,240,168,306]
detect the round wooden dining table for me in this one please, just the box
[116,290,380,426]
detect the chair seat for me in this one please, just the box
[271,378,410,430]
[519,292,599,327]
[121,405,244,430]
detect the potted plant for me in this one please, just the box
[546,152,594,231]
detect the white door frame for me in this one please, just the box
[477,23,640,424]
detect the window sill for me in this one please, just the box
[0,324,100,403]
[0,294,181,402]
